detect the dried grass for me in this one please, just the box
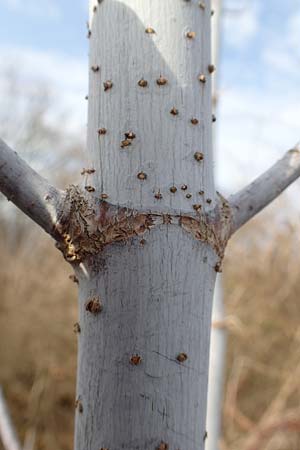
[0,217,77,450]
[222,198,300,450]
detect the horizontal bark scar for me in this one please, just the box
[54,185,232,263]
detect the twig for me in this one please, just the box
[244,411,300,450]
[0,138,64,238]
[229,145,300,234]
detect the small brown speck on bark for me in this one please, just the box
[85,297,103,315]
[193,204,202,211]
[137,172,147,180]
[145,27,156,34]
[81,168,95,175]
[100,193,109,200]
[156,76,168,86]
[181,184,188,191]
[170,107,179,116]
[170,186,177,193]
[208,64,216,74]
[73,323,81,334]
[75,398,83,413]
[186,31,196,39]
[191,118,199,125]
[138,78,148,87]
[69,274,79,284]
[198,74,206,83]
[121,139,132,148]
[85,186,95,193]
[98,128,107,135]
[177,352,188,363]
[157,442,169,450]
[103,80,113,91]
[124,131,136,140]
[130,354,142,365]
[214,262,222,273]
[91,65,99,72]
[194,152,204,162]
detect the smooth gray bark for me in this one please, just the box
[75,230,217,449]
[76,2,216,448]
[206,2,226,449]
[206,277,227,450]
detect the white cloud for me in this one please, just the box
[218,3,300,196]
[216,87,300,193]
[262,10,300,75]
[223,3,260,49]
[0,0,62,21]
[0,45,88,134]
[287,11,300,49]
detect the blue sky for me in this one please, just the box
[218,0,300,191]
[0,0,87,57]
[0,0,299,194]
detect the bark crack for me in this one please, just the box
[54,185,232,264]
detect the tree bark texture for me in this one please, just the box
[75,1,217,449]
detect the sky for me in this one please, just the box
[0,0,299,195]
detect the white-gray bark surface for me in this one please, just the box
[206,2,225,449]
[75,228,218,449]
[206,277,226,450]
[75,1,216,449]
[87,0,214,212]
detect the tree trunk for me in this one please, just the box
[1,1,300,450]
[75,1,216,449]
[206,277,227,450]
[206,2,226,449]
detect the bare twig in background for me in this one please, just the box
[224,227,300,450]
[23,372,48,450]
[0,386,22,450]
[244,410,300,450]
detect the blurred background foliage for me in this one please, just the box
[0,48,300,450]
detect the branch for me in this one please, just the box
[229,145,300,234]
[0,386,22,450]
[0,138,65,238]
[244,411,300,450]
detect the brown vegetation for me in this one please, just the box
[222,198,300,450]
